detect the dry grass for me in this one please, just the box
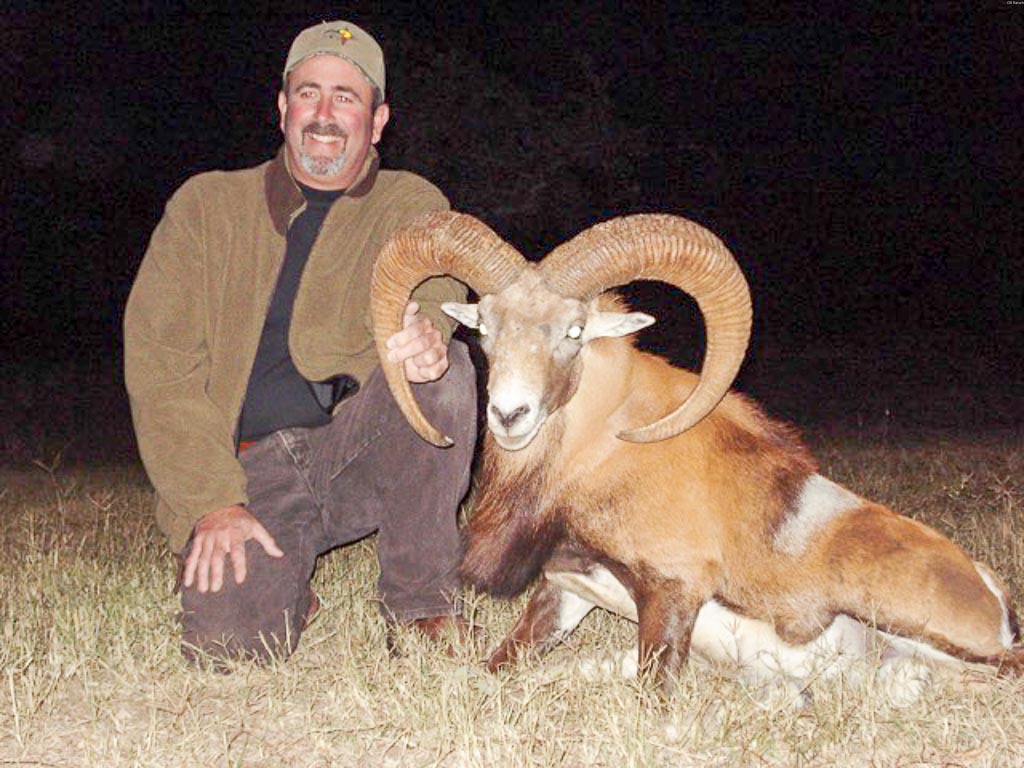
[1,427,1023,766]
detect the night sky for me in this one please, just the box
[4,3,1021,396]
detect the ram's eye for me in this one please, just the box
[566,324,583,340]
[478,323,489,336]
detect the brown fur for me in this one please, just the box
[460,430,569,598]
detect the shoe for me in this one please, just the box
[388,614,484,658]
[302,591,321,631]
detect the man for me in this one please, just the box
[124,20,477,664]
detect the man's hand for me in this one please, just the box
[385,301,450,383]
[182,504,283,593]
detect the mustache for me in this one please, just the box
[302,122,346,138]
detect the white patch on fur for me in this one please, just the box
[691,603,872,686]
[553,590,596,639]
[973,563,1015,649]
[546,567,638,621]
[876,652,931,707]
[774,474,862,556]
[878,631,962,667]
[547,568,875,689]
[577,648,640,680]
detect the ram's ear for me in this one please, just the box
[583,311,656,342]
[441,302,481,329]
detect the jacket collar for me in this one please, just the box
[264,145,380,235]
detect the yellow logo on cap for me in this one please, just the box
[332,27,353,43]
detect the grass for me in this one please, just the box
[1,360,1022,766]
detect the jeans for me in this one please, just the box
[180,341,477,663]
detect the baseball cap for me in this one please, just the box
[283,21,385,99]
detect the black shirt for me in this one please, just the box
[238,183,349,442]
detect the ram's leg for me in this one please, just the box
[635,584,702,695]
[487,576,595,673]
[813,506,1020,664]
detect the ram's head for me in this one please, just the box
[370,212,751,449]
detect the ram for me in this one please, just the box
[370,211,1022,697]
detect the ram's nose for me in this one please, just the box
[489,403,531,431]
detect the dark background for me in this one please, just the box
[2,3,1021,463]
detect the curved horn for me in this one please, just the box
[371,211,526,446]
[540,213,751,443]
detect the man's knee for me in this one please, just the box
[416,340,477,435]
[178,543,312,667]
[445,339,474,388]
[181,592,305,667]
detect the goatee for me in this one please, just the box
[299,151,347,177]
[300,122,348,177]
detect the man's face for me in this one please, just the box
[278,54,389,190]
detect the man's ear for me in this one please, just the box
[277,90,288,134]
[371,102,390,144]
[582,311,656,342]
[441,302,480,328]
